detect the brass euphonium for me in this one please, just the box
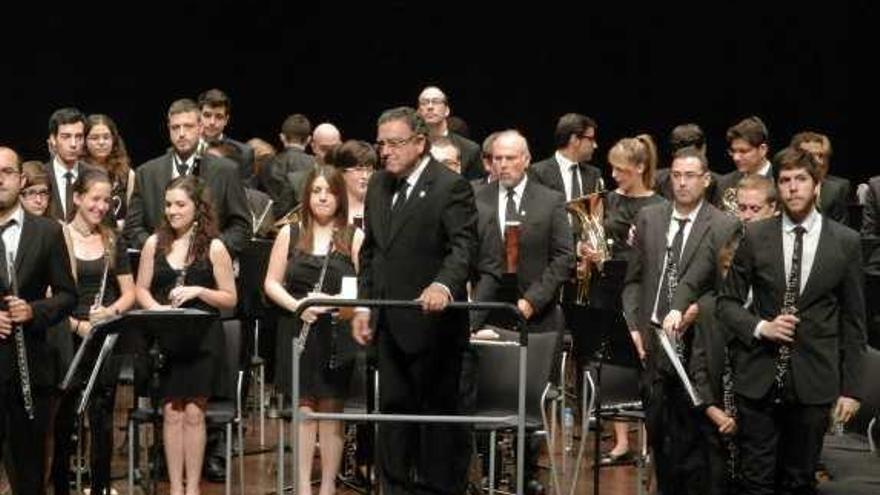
[274,203,303,229]
[721,186,739,216]
[565,181,610,305]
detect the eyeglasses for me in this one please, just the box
[375,135,419,149]
[21,189,50,199]
[0,167,20,179]
[418,97,447,106]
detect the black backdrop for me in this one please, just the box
[1,3,870,183]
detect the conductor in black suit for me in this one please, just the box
[352,107,477,495]
[123,98,251,256]
[529,113,603,202]
[716,147,866,495]
[0,147,77,495]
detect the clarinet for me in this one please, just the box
[774,260,799,404]
[721,346,739,481]
[664,246,685,360]
[7,251,34,420]
[173,222,198,304]
[295,235,335,355]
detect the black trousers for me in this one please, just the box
[376,331,469,495]
[736,394,830,495]
[0,380,50,495]
[698,413,734,495]
[644,370,708,495]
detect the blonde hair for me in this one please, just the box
[608,133,657,189]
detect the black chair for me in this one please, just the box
[472,328,560,494]
[127,319,246,495]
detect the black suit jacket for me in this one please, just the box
[862,175,880,274]
[654,167,723,206]
[42,160,96,222]
[622,202,737,354]
[817,174,851,226]
[472,180,574,331]
[359,158,477,354]
[0,213,77,388]
[219,136,255,180]
[529,155,602,199]
[123,152,251,256]
[449,132,484,181]
[717,216,867,404]
[258,147,316,218]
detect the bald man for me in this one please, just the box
[310,122,342,166]
[417,86,484,181]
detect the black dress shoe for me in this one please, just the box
[204,456,226,482]
[598,450,634,466]
[526,478,546,495]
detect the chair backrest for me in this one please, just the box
[591,363,641,409]
[851,346,880,433]
[475,329,559,422]
[222,319,244,393]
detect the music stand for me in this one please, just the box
[101,308,214,495]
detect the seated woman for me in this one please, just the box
[51,168,137,495]
[264,165,363,495]
[135,175,237,495]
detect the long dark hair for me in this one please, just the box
[84,114,131,187]
[156,176,219,262]
[296,165,352,255]
[71,168,117,267]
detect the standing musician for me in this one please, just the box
[623,146,737,493]
[0,147,77,495]
[715,147,865,495]
[51,168,136,495]
[264,165,363,495]
[135,176,237,495]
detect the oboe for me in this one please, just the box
[296,235,335,355]
[7,251,34,420]
[774,259,799,403]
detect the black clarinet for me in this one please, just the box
[664,246,685,360]
[7,251,34,420]
[721,347,739,481]
[774,261,799,403]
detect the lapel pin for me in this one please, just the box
[419,190,426,198]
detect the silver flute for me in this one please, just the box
[7,251,34,420]
[295,236,335,356]
[92,248,111,311]
[774,260,799,403]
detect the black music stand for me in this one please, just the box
[114,308,215,495]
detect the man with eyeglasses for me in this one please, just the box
[790,131,851,226]
[430,136,462,174]
[716,116,774,209]
[625,147,738,494]
[416,86,484,181]
[0,146,77,495]
[43,107,95,222]
[353,106,477,495]
[735,174,778,223]
[530,113,603,202]
[654,123,722,205]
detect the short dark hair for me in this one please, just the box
[377,107,430,138]
[726,116,769,147]
[554,113,597,149]
[167,98,200,119]
[670,146,708,172]
[773,146,820,183]
[48,107,86,136]
[669,123,705,152]
[281,114,312,144]
[790,131,832,159]
[326,140,378,170]
[198,88,231,113]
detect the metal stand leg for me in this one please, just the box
[488,430,496,495]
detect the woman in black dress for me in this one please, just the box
[580,134,667,465]
[51,168,137,495]
[264,165,363,495]
[135,175,237,495]
[83,114,134,231]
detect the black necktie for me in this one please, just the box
[505,187,518,223]
[570,164,582,200]
[0,220,16,292]
[789,226,806,303]
[656,218,690,320]
[63,171,74,221]
[176,157,189,177]
[391,179,409,214]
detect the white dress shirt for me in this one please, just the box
[555,151,580,201]
[651,201,704,324]
[53,157,78,219]
[497,176,528,238]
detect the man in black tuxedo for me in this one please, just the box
[623,147,738,493]
[198,88,255,180]
[529,113,602,201]
[716,147,865,495]
[43,107,93,222]
[791,131,851,226]
[258,113,316,217]
[123,98,251,256]
[654,123,722,206]
[352,107,477,495]
[0,147,77,495]
[715,116,774,209]
[417,86,485,181]
[862,175,880,277]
